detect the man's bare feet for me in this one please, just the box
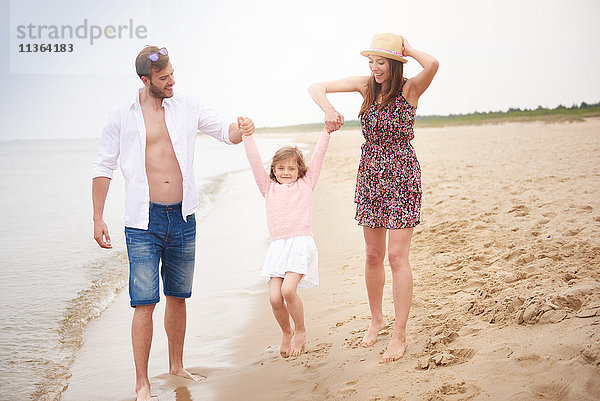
[280,329,294,358]
[169,367,206,382]
[379,337,408,364]
[136,385,153,401]
[360,320,386,348]
[290,330,306,357]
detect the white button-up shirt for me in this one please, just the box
[93,88,233,229]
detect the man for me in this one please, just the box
[92,46,253,401]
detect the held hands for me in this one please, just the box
[325,109,344,133]
[93,219,112,249]
[237,116,255,136]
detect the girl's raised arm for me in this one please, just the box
[243,135,271,197]
[305,129,331,188]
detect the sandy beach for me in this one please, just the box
[63,118,599,400]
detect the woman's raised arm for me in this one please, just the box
[308,76,369,133]
[402,38,439,106]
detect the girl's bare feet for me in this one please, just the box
[379,337,408,363]
[290,330,306,357]
[360,320,386,347]
[280,329,294,358]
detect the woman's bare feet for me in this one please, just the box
[280,329,294,358]
[360,320,386,348]
[290,330,306,357]
[169,367,206,381]
[379,336,408,364]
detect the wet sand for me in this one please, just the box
[62,168,271,401]
[64,119,600,400]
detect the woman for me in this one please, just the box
[308,33,438,363]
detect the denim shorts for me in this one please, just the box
[124,202,196,307]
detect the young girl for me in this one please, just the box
[240,119,331,357]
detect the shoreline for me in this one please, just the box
[60,133,311,401]
[62,167,271,401]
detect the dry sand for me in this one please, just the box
[216,119,600,400]
[63,119,600,400]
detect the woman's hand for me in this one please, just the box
[401,38,439,106]
[324,109,344,133]
[401,36,412,56]
[309,77,368,133]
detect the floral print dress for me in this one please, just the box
[354,83,422,229]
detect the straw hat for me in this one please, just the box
[360,33,408,63]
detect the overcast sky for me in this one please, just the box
[1,0,599,140]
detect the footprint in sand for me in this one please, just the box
[330,314,358,330]
[529,382,572,400]
[336,380,359,397]
[426,381,481,400]
[565,227,584,236]
[311,363,346,396]
[536,217,551,225]
[309,342,333,358]
[513,353,542,368]
[581,332,600,365]
[425,331,459,349]
[508,204,529,217]
[418,348,477,370]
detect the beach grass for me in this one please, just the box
[256,101,600,133]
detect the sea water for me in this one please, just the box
[0,134,295,400]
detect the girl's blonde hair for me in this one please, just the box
[269,146,307,181]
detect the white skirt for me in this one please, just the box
[261,236,319,288]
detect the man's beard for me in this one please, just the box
[149,82,172,98]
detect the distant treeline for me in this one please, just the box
[256,101,600,133]
[412,101,600,127]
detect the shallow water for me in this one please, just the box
[0,134,292,400]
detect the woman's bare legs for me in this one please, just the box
[268,277,294,357]
[380,227,413,363]
[360,227,388,347]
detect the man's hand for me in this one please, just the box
[237,116,255,136]
[94,219,112,248]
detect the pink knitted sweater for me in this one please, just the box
[243,131,330,241]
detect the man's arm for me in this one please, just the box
[92,177,112,248]
[228,117,254,144]
[228,123,243,144]
[92,110,120,248]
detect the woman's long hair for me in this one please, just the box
[359,58,404,117]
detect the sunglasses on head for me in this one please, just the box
[147,48,168,62]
